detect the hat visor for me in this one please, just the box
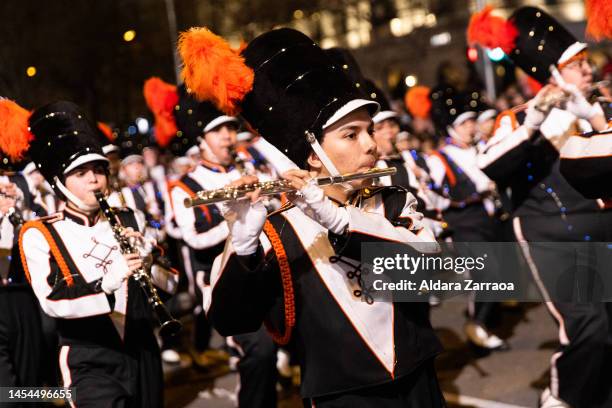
[323,99,380,130]
[63,153,109,174]
[477,109,497,123]
[452,111,476,127]
[558,42,587,65]
[121,154,144,166]
[204,115,239,133]
[102,144,119,155]
[373,110,399,124]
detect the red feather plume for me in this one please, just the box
[178,27,254,116]
[97,122,115,142]
[467,6,518,54]
[404,86,432,119]
[585,0,612,41]
[143,77,179,148]
[0,99,33,162]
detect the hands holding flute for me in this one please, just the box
[221,170,350,255]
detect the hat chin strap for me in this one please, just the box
[305,131,353,192]
[447,126,469,146]
[199,139,222,165]
[54,177,99,213]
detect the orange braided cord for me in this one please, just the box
[19,221,74,287]
[262,220,295,345]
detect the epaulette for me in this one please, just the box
[112,206,132,213]
[35,212,64,224]
[268,202,294,218]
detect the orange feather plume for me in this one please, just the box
[467,6,518,54]
[143,77,179,148]
[404,86,432,119]
[0,99,33,162]
[178,27,254,116]
[97,122,115,142]
[585,0,612,41]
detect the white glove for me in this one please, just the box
[221,199,267,256]
[524,100,546,130]
[563,83,600,120]
[290,182,349,234]
[101,268,130,294]
[540,108,576,150]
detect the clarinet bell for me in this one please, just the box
[159,317,183,338]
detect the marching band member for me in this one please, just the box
[426,87,507,351]
[0,99,45,389]
[558,0,612,200]
[181,27,445,407]
[469,6,612,407]
[17,101,177,407]
[162,74,278,406]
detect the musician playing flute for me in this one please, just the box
[16,101,177,407]
[163,83,278,406]
[469,7,612,407]
[179,27,445,407]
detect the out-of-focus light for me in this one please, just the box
[135,117,149,134]
[559,2,585,22]
[26,66,37,77]
[128,125,137,135]
[123,30,136,42]
[311,12,320,20]
[430,32,451,47]
[320,38,338,49]
[487,47,505,62]
[425,13,437,27]
[347,31,361,49]
[496,65,506,77]
[404,75,417,87]
[467,46,478,62]
[390,18,403,37]
[293,9,303,19]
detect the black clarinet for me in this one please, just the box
[94,190,182,337]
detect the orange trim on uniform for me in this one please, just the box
[429,151,456,187]
[262,220,296,345]
[493,109,520,134]
[169,179,212,224]
[200,158,227,173]
[19,221,74,287]
[234,145,253,160]
[166,180,180,213]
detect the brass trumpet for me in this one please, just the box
[184,167,397,207]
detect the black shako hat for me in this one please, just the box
[429,87,480,135]
[240,29,379,166]
[468,6,585,84]
[179,27,379,168]
[362,79,399,124]
[174,84,238,144]
[28,101,108,195]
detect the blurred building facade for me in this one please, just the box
[0,0,598,129]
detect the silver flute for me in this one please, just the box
[184,167,398,207]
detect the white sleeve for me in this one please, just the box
[21,227,113,319]
[150,264,179,294]
[171,186,229,250]
[425,155,446,188]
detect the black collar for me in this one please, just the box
[64,206,100,227]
